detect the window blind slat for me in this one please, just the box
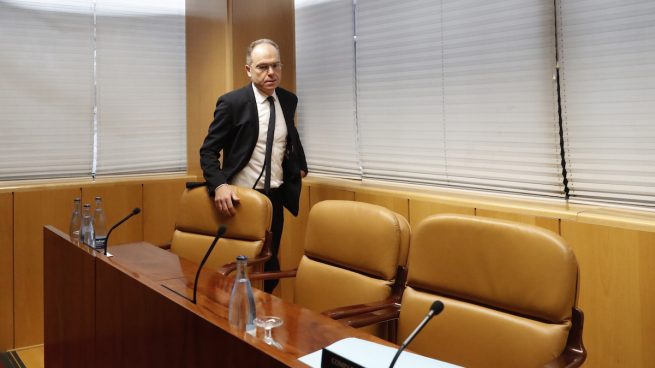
[95,0,186,175]
[1,0,187,180]
[0,0,94,180]
[356,0,448,185]
[295,0,360,178]
[558,0,655,206]
[355,0,563,195]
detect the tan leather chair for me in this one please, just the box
[169,186,272,274]
[396,214,585,368]
[260,200,410,337]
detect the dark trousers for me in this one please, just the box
[258,188,284,293]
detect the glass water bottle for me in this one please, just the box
[80,203,94,248]
[69,197,82,244]
[228,255,256,335]
[93,196,108,250]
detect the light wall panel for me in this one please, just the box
[14,187,81,346]
[476,209,560,235]
[186,0,229,177]
[408,199,475,229]
[143,179,187,246]
[231,0,296,92]
[279,185,310,302]
[355,192,409,221]
[309,186,354,208]
[561,220,655,368]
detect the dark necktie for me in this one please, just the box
[264,96,276,193]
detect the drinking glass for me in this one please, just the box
[254,316,283,349]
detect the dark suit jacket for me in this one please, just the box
[199,84,308,216]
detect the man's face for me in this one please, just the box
[246,43,282,96]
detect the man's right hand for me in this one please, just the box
[214,184,240,216]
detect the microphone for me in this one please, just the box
[389,300,444,368]
[192,225,227,304]
[103,208,141,256]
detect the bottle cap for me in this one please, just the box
[236,255,248,261]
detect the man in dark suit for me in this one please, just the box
[200,39,307,293]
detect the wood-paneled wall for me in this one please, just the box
[186,0,229,178]
[561,221,655,367]
[278,177,655,368]
[143,180,188,245]
[279,187,310,302]
[231,0,296,92]
[14,187,80,346]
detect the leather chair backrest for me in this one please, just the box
[294,200,410,314]
[401,214,579,368]
[170,187,272,270]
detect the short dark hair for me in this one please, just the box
[246,39,280,65]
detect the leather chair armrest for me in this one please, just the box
[341,306,400,329]
[544,307,586,368]
[323,298,399,320]
[217,251,272,276]
[248,269,298,281]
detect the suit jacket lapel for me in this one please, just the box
[277,89,295,131]
[245,84,258,126]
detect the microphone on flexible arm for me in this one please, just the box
[103,208,141,256]
[388,300,445,368]
[160,225,227,304]
[191,225,227,304]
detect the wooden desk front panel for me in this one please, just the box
[95,259,288,368]
[44,227,96,367]
[0,192,13,351]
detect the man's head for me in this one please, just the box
[245,39,282,96]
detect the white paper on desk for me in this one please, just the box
[298,337,461,368]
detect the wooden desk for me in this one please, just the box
[44,225,382,367]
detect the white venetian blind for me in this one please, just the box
[356,0,446,184]
[295,0,361,177]
[0,0,94,180]
[356,0,564,196]
[95,0,186,175]
[558,0,655,207]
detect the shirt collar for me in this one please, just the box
[252,83,277,104]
